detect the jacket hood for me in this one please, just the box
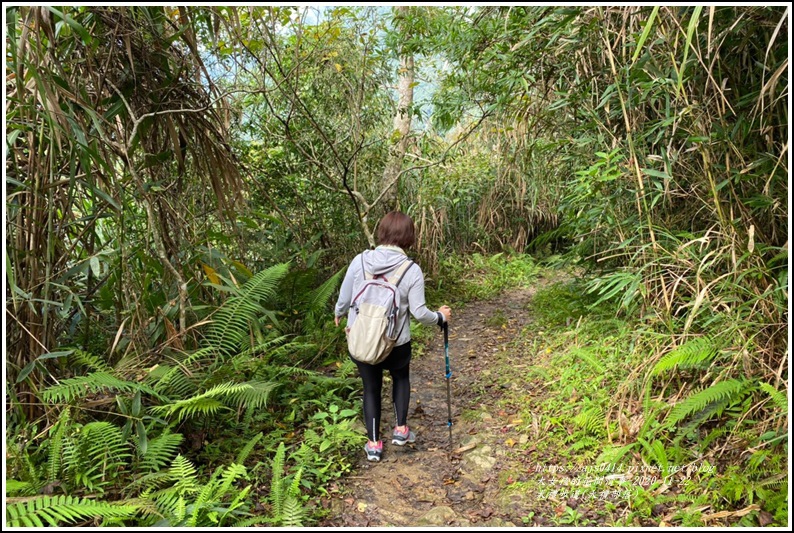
[364,246,410,276]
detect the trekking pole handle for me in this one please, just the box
[442,321,450,377]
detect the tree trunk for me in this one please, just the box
[380,8,414,212]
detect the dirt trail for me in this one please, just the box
[320,285,554,527]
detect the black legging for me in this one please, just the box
[350,342,412,442]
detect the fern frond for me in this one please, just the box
[41,372,162,404]
[150,364,197,398]
[205,263,290,357]
[123,470,173,497]
[569,436,600,451]
[47,407,71,483]
[6,479,36,497]
[149,347,221,397]
[234,335,293,361]
[270,442,286,520]
[665,379,748,428]
[287,466,303,498]
[595,443,636,465]
[233,516,268,527]
[570,347,605,374]
[5,496,138,527]
[281,496,305,527]
[573,406,606,436]
[64,422,131,492]
[217,463,248,500]
[275,365,321,378]
[236,433,263,465]
[302,268,345,332]
[188,467,224,526]
[759,382,788,415]
[69,349,111,372]
[228,380,280,411]
[170,455,199,495]
[651,337,718,375]
[141,431,184,472]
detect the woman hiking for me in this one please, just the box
[334,211,452,462]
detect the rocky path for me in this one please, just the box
[320,286,553,527]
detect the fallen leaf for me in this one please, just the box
[505,438,516,448]
[757,510,773,526]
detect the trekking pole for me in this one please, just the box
[442,321,453,453]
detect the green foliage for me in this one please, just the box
[205,262,290,357]
[265,443,306,527]
[573,406,606,436]
[64,422,131,493]
[151,381,279,422]
[138,454,256,527]
[40,372,161,404]
[569,347,606,374]
[140,431,184,473]
[759,382,788,416]
[651,337,719,375]
[434,252,538,302]
[665,379,749,429]
[5,496,138,527]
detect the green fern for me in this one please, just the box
[573,406,606,436]
[270,442,286,521]
[170,454,199,496]
[205,263,290,357]
[64,422,131,492]
[68,349,111,372]
[665,379,748,428]
[122,470,173,497]
[266,443,305,527]
[302,267,345,333]
[651,337,718,375]
[570,347,605,374]
[149,347,215,397]
[150,364,198,398]
[569,436,600,451]
[140,455,252,527]
[151,380,279,422]
[47,408,70,483]
[595,443,636,466]
[281,494,305,527]
[236,432,263,465]
[5,496,138,527]
[759,382,788,415]
[186,463,249,527]
[41,372,162,404]
[6,479,36,497]
[140,431,184,472]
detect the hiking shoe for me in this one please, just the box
[391,426,416,446]
[365,440,383,462]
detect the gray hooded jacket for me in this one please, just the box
[334,245,444,347]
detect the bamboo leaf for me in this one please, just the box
[678,6,703,93]
[632,6,659,63]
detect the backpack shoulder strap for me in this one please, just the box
[361,253,373,280]
[389,259,414,287]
